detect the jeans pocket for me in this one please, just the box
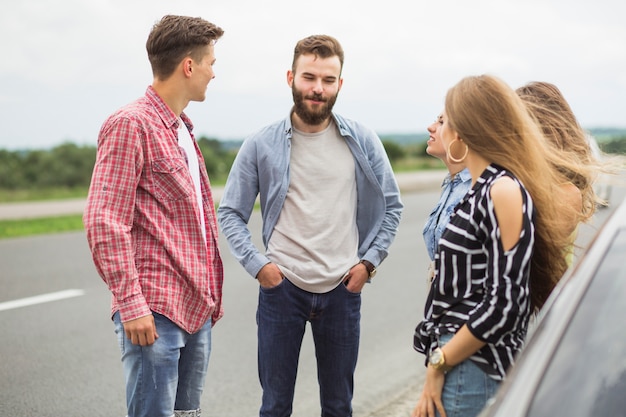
[341,280,362,295]
[259,277,287,293]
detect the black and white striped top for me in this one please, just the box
[414,164,535,380]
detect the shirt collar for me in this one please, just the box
[444,167,471,184]
[454,168,472,183]
[285,111,344,139]
[145,86,194,133]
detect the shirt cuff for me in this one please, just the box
[117,293,151,322]
[245,253,271,279]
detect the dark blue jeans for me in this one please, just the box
[257,278,361,417]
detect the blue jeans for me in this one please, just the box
[437,334,500,417]
[257,278,361,417]
[113,311,212,417]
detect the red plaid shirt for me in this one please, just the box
[84,86,224,332]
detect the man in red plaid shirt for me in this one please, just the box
[83,15,224,417]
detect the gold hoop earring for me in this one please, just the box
[447,139,469,163]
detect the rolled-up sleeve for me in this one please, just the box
[83,116,152,322]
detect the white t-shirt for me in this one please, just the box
[178,118,206,244]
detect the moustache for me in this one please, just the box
[306,94,326,102]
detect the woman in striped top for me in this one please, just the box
[412,75,580,417]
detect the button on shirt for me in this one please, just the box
[84,86,224,333]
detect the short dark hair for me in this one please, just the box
[291,35,344,73]
[146,15,224,80]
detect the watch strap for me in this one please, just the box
[360,260,376,277]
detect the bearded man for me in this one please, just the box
[217,34,403,417]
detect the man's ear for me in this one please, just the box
[183,57,194,77]
[286,70,294,87]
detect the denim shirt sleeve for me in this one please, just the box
[338,115,403,267]
[217,136,270,278]
[423,177,449,261]
[422,170,471,262]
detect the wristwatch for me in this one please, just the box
[360,260,377,278]
[428,347,453,372]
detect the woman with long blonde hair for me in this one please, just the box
[412,75,577,417]
[517,81,600,221]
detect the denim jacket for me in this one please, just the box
[217,112,403,279]
[422,168,472,261]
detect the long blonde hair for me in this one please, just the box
[445,75,578,310]
[516,81,599,220]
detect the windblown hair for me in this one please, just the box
[516,81,599,220]
[445,75,579,310]
[146,15,224,80]
[292,35,344,74]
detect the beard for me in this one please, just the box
[291,84,338,126]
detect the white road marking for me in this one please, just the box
[0,289,85,312]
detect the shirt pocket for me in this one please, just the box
[151,157,193,201]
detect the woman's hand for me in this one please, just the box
[412,366,447,417]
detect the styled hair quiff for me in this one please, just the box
[516,81,600,219]
[291,35,344,74]
[146,15,224,80]
[445,74,579,310]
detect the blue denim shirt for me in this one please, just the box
[422,168,472,261]
[217,112,403,278]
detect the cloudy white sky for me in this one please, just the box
[1,0,625,150]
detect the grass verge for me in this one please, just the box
[0,205,228,239]
[0,187,88,203]
[0,215,84,239]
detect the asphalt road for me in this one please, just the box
[1,177,624,417]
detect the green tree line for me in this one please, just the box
[1,134,624,194]
[600,137,626,154]
[0,137,428,192]
[0,137,236,191]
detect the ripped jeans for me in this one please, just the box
[113,311,211,417]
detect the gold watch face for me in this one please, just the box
[429,349,442,366]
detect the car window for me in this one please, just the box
[527,228,626,416]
